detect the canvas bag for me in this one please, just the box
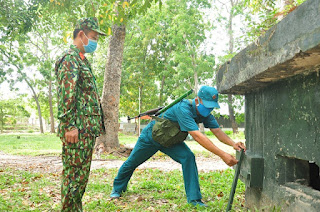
[151,115,188,148]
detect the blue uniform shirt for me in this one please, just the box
[162,99,219,132]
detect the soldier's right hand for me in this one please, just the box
[65,129,79,143]
[221,153,238,167]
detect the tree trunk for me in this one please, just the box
[227,0,238,134]
[48,79,55,133]
[34,94,44,133]
[227,94,238,134]
[159,75,165,106]
[284,0,294,6]
[193,68,199,94]
[99,24,126,150]
[0,108,3,133]
[193,67,205,133]
[25,78,44,133]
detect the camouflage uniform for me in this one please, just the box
[55,17,106,212]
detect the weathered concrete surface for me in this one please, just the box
[216,0,320,211]
[244,72,320,211]
[217,0,320,94]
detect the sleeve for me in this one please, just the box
[174,104,199,132]
[203,114,220,129]
[56,56,79,132]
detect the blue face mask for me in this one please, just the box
[197,103,213,117]
[81,33,98,53]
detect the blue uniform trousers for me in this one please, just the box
[112,121,202,202]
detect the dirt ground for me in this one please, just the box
[0,149,229,173]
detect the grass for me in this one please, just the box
[0,131,247,211]
[0,131,245,157]
[0,167,246,211]
[0,133,61,156]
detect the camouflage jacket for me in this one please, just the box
[55,44,105,148]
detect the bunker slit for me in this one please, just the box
[309,162,320,191]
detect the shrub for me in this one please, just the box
[224,130,233,136]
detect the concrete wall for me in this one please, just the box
[244,72,320,211]
[216,0,320,210]
[217,0,320,95]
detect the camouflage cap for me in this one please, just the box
[75,17,106,36]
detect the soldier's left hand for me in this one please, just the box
[233,142,246,152]
[65,128,79,143]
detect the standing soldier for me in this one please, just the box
[55,17,106,211]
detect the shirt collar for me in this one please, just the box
[191,99,198,117]
[70,44,85,60]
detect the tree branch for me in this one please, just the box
[29,39,46,58]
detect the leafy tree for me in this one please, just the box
[213,0,244,133]
[119,0,214,120]
[0,98,30,133]
[0,0,54,133]
[44,0,163,149]
[27,20,65,133]
[0,37,48,133]
[243,0,307,41]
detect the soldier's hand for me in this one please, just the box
[221,153,238,167]
[65,129,79,143]
[233,142,246,152]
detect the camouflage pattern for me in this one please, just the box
[55,44,105,149]
[61,139,94,212]
[75,17,106,36]
[55,44,105,211]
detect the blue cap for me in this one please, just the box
[198,86,220,109]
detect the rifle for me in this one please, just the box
[127,89,194,122]
[127,106,165,121]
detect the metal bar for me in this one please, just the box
[226,149,245,212]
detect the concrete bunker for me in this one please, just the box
[216,0,320,211]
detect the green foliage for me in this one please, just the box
[235,112,245,125]
[243,0,307,41]
[0,0,46,39]
[0,98,30,133]
[224,130,233,136]
[119,0,214,117]
[46,0,162,38]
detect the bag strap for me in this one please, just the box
[151,115,163,122]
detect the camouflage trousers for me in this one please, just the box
[61,137,95,212]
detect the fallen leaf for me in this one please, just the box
[136,196,144,202]
[22,200,29,206]
[18,188,26,192]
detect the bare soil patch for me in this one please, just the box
[0,149,229,173]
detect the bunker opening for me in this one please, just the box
[309,162,320,191]
[278,156,320,192]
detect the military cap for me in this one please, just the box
[198,86,220,108]
[75,17,106,36]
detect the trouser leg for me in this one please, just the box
[112,135,159,194]
[161,142,202,202]
[61,144,94,212]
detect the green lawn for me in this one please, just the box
[0,133,139,156]
[0,167,245,211]
[0,131,245,156]
[0,132,247,211]
[0,133,62,156]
